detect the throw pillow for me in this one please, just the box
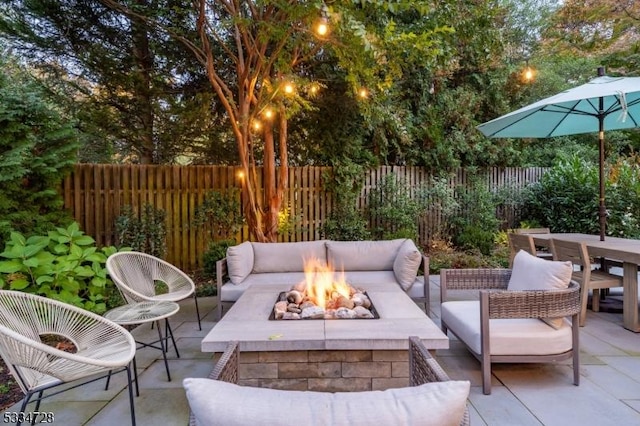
[508,249,573,329]
[226,242,254,284]
[393,239,423,291]
[183,378,470,426]
[326,239,405,271]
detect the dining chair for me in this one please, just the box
[0,290,137,425]
[513,227,551,235]
[508,233,537,267]
[549,238,623,326]
[107,251,202,330]
[509,229,554,266]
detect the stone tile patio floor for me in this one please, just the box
[2,275,640,425]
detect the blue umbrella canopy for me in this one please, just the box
[478,75,640,138]
[477,70,640,240]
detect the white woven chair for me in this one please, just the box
[107,251,201,330]
[0,290,137,425]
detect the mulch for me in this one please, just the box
[0,336,77,411]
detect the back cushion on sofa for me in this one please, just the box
[226,241,254,284]
[326,239,405,271]
[252,240,327,273]
[184,377,470,426]
[393,239,422,291]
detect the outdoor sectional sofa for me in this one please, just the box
[215,238,429,319]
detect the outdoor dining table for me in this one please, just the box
[526,233,640,332]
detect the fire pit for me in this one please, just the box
[270,258,379,320]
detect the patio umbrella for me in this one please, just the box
[477,67,640,240]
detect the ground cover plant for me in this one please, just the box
[0,222,124,314]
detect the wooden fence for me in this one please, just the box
[60,164,548,271]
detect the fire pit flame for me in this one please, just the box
[273,258,377,320]
[301,258,351,310]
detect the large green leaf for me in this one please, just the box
[74,235,96,246]
[0,259,24,273]
[23,257,41,268]
[36,275,55,285]
[10,278,30,290]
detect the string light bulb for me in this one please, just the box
[252,120,262,131]
[263,108,274,119]
[358,88,369,99]
[284,82,295,95]
[315,18,329,37]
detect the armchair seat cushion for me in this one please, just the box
[441,301,573,356]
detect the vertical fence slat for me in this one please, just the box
[60,165,547,271]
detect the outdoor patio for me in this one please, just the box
[2,276,640,426]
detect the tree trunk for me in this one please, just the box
[130,0,154,164]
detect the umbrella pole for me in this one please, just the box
[598,104,606,241]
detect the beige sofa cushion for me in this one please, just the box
[441,300,573,356]
[507,250,573,329]
[226,242,254,284]
[220,272,308,302]
[184,377,470,426]
[252,241,327,273]
[393,239,422,290]
[326,239,405,271]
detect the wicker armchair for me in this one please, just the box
[189,338,469,426]
[440,268,580,395]
[0,290,137,425]
[107,251,201,330]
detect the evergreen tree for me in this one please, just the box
[0,56,78,245]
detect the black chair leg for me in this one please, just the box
[194,294,202,330]
[156,320,172,381]
[165,318,180,358]
[126,363,137,426]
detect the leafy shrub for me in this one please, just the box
[202,239,236,283]
[322,205,371,241]
[427,238,508,273]
[115,204,167,258]
[193,189,244,241]
[455,225,496,255]
[451,176,501,255]
[0,222,123,313]
[321,161,370,241]
[522,156,600,234]
[603,157,640,238]
[0,56,79,248]
[367,174,426,241]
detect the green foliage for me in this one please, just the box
[202,239,236,283]
[321,161,371,241]
[427,239,508,274]
[0,223,122,314]
[451,176,502,255]
[193,189,244,241]
[115,204,167,258]
[522,156,600,233]
[597,157,640,238]
[367,174,426,240]
[0,55,78,247]
[322,205,371,241]
[418,176,459,242]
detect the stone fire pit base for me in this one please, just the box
[232,349,408,392]
[203,282,449,392]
